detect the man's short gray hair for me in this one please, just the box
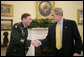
[52,8,63,16]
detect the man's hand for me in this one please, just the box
[31,40,41,47]
[73,53,81,56]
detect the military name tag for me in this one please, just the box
[22,29,25,35]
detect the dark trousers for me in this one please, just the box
[52,48,64,56]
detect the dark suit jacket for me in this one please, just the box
[41,19,82,56]
[6,22,31,56]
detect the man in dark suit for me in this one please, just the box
[32,8,82,56]
[6,13,32,56]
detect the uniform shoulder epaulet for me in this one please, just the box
[14,23,20,29]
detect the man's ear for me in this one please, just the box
[22,18,25,22]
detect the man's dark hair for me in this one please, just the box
[21,13,31,20]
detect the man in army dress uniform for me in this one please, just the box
[6,13,32,56]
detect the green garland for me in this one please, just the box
[28,19,53,28]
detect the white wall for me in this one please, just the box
[1,1,36,24]
[55,1,83,20]
[1,1,83,44]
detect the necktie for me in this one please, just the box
[56,22,61,50]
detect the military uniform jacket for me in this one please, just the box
[6,22,31,56]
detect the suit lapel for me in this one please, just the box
[54,22,57,37]
[53,22,57,45]
[62,19,68,47]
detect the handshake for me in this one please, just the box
[31,40,41,47]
